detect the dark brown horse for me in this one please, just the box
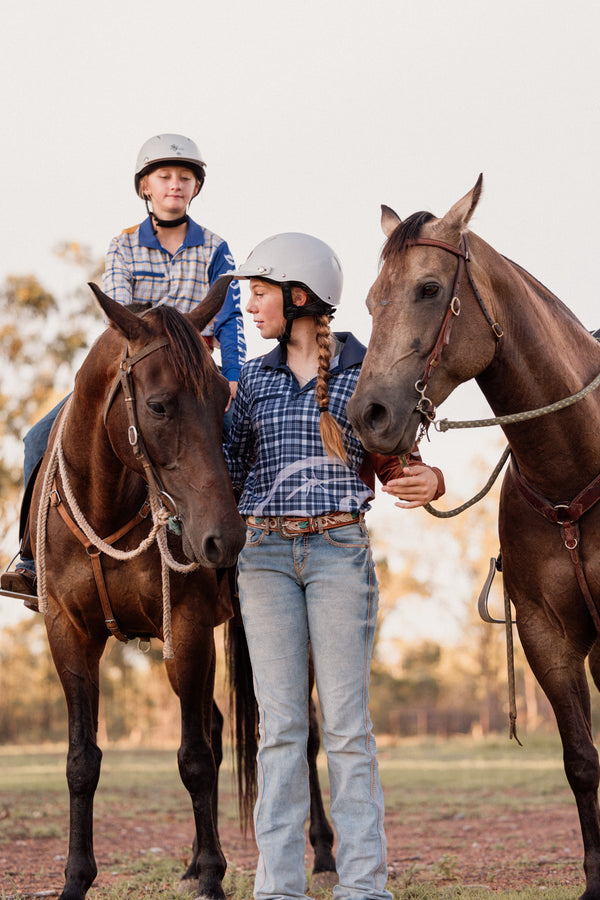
[30,278,250,900]
[27,278,337,899]
[347,176,600,900]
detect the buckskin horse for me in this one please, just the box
[347,176,600,899]
[25,278,336,899]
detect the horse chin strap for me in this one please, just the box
[411,235,503,425]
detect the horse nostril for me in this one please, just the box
[203,535,224,566]
[364,402,390,433]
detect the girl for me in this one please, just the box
[224,232,444,900]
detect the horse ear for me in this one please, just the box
[186,275,233,333]
[381,204,402,238]
[88,282,154,342]
[437,174,484,235]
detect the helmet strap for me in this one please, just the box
[277,283,336,354]
[144,198,189,234]
[277,284,296,350]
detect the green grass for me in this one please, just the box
[0,734,587,899]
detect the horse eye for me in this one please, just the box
[421,283,440,298]
[147,401,166,416]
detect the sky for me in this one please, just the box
[1,0,599,640]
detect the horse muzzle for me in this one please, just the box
[347,390,421,456]
[180,514,246,569]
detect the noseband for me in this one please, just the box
[410,235,503,422]
[103,338,180,517]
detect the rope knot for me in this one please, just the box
[155,507,172,527]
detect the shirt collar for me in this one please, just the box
[138,215,205,250]
[260,332,366,372]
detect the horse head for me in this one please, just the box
[347,175,500,455]
[88,278,245,568]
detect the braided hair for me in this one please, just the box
[314,314,348,465]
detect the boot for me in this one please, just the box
[0,568,39,612]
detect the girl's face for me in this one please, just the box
[246,279,286,340]
[142,166,199,219]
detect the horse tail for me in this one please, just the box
[225,572,258,834]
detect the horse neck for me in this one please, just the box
[470,236,600,498]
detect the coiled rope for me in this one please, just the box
[36,396,198,658]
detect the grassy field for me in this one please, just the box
[0,733,588,899]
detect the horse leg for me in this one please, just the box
[182,701,224,888]
[518,614,600,900]
[46,614,105,900]
[588,638,600,693]
[166,626,227,900]
[211,700,224,829]
[307,652,337,888]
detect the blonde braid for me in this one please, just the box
[315,315,348,464]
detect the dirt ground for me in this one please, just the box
[1,803,586,897]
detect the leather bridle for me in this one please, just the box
[410,236,600,637]
[409,235,503,422]
[103,338,180,518]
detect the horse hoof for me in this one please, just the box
[311,870,338,890]
[177,879,226,900]
[177,878,199,895]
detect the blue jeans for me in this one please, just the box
[238,519,391,900]
[18,396,70,572]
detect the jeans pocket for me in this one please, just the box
[323,521,369,549]
[245,525,265,547]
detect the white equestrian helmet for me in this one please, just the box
[230,232,343,307]
[134,134,206,197]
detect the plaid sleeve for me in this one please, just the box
[223,367,255,493]
[102,238,134,305]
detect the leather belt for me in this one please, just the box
[246,511,362,537]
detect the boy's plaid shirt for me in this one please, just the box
[102,216,246,380]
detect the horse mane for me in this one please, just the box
[142,304,213,398]
[501,255,584,326]
[380,211,436,264]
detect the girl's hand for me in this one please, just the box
[381,465,438,509]
[225,381,238,412]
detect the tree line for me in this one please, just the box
[0,251,594,748]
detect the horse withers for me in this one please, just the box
[347,177,600,900]
[30,278,249,900]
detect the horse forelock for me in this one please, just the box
[380,211,436,266]
[143,305,212,397]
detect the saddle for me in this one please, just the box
[17,457,43,561]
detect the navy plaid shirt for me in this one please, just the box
[225,333,379,517]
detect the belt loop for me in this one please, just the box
[317,516,324,534]
[265,517,271,535]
